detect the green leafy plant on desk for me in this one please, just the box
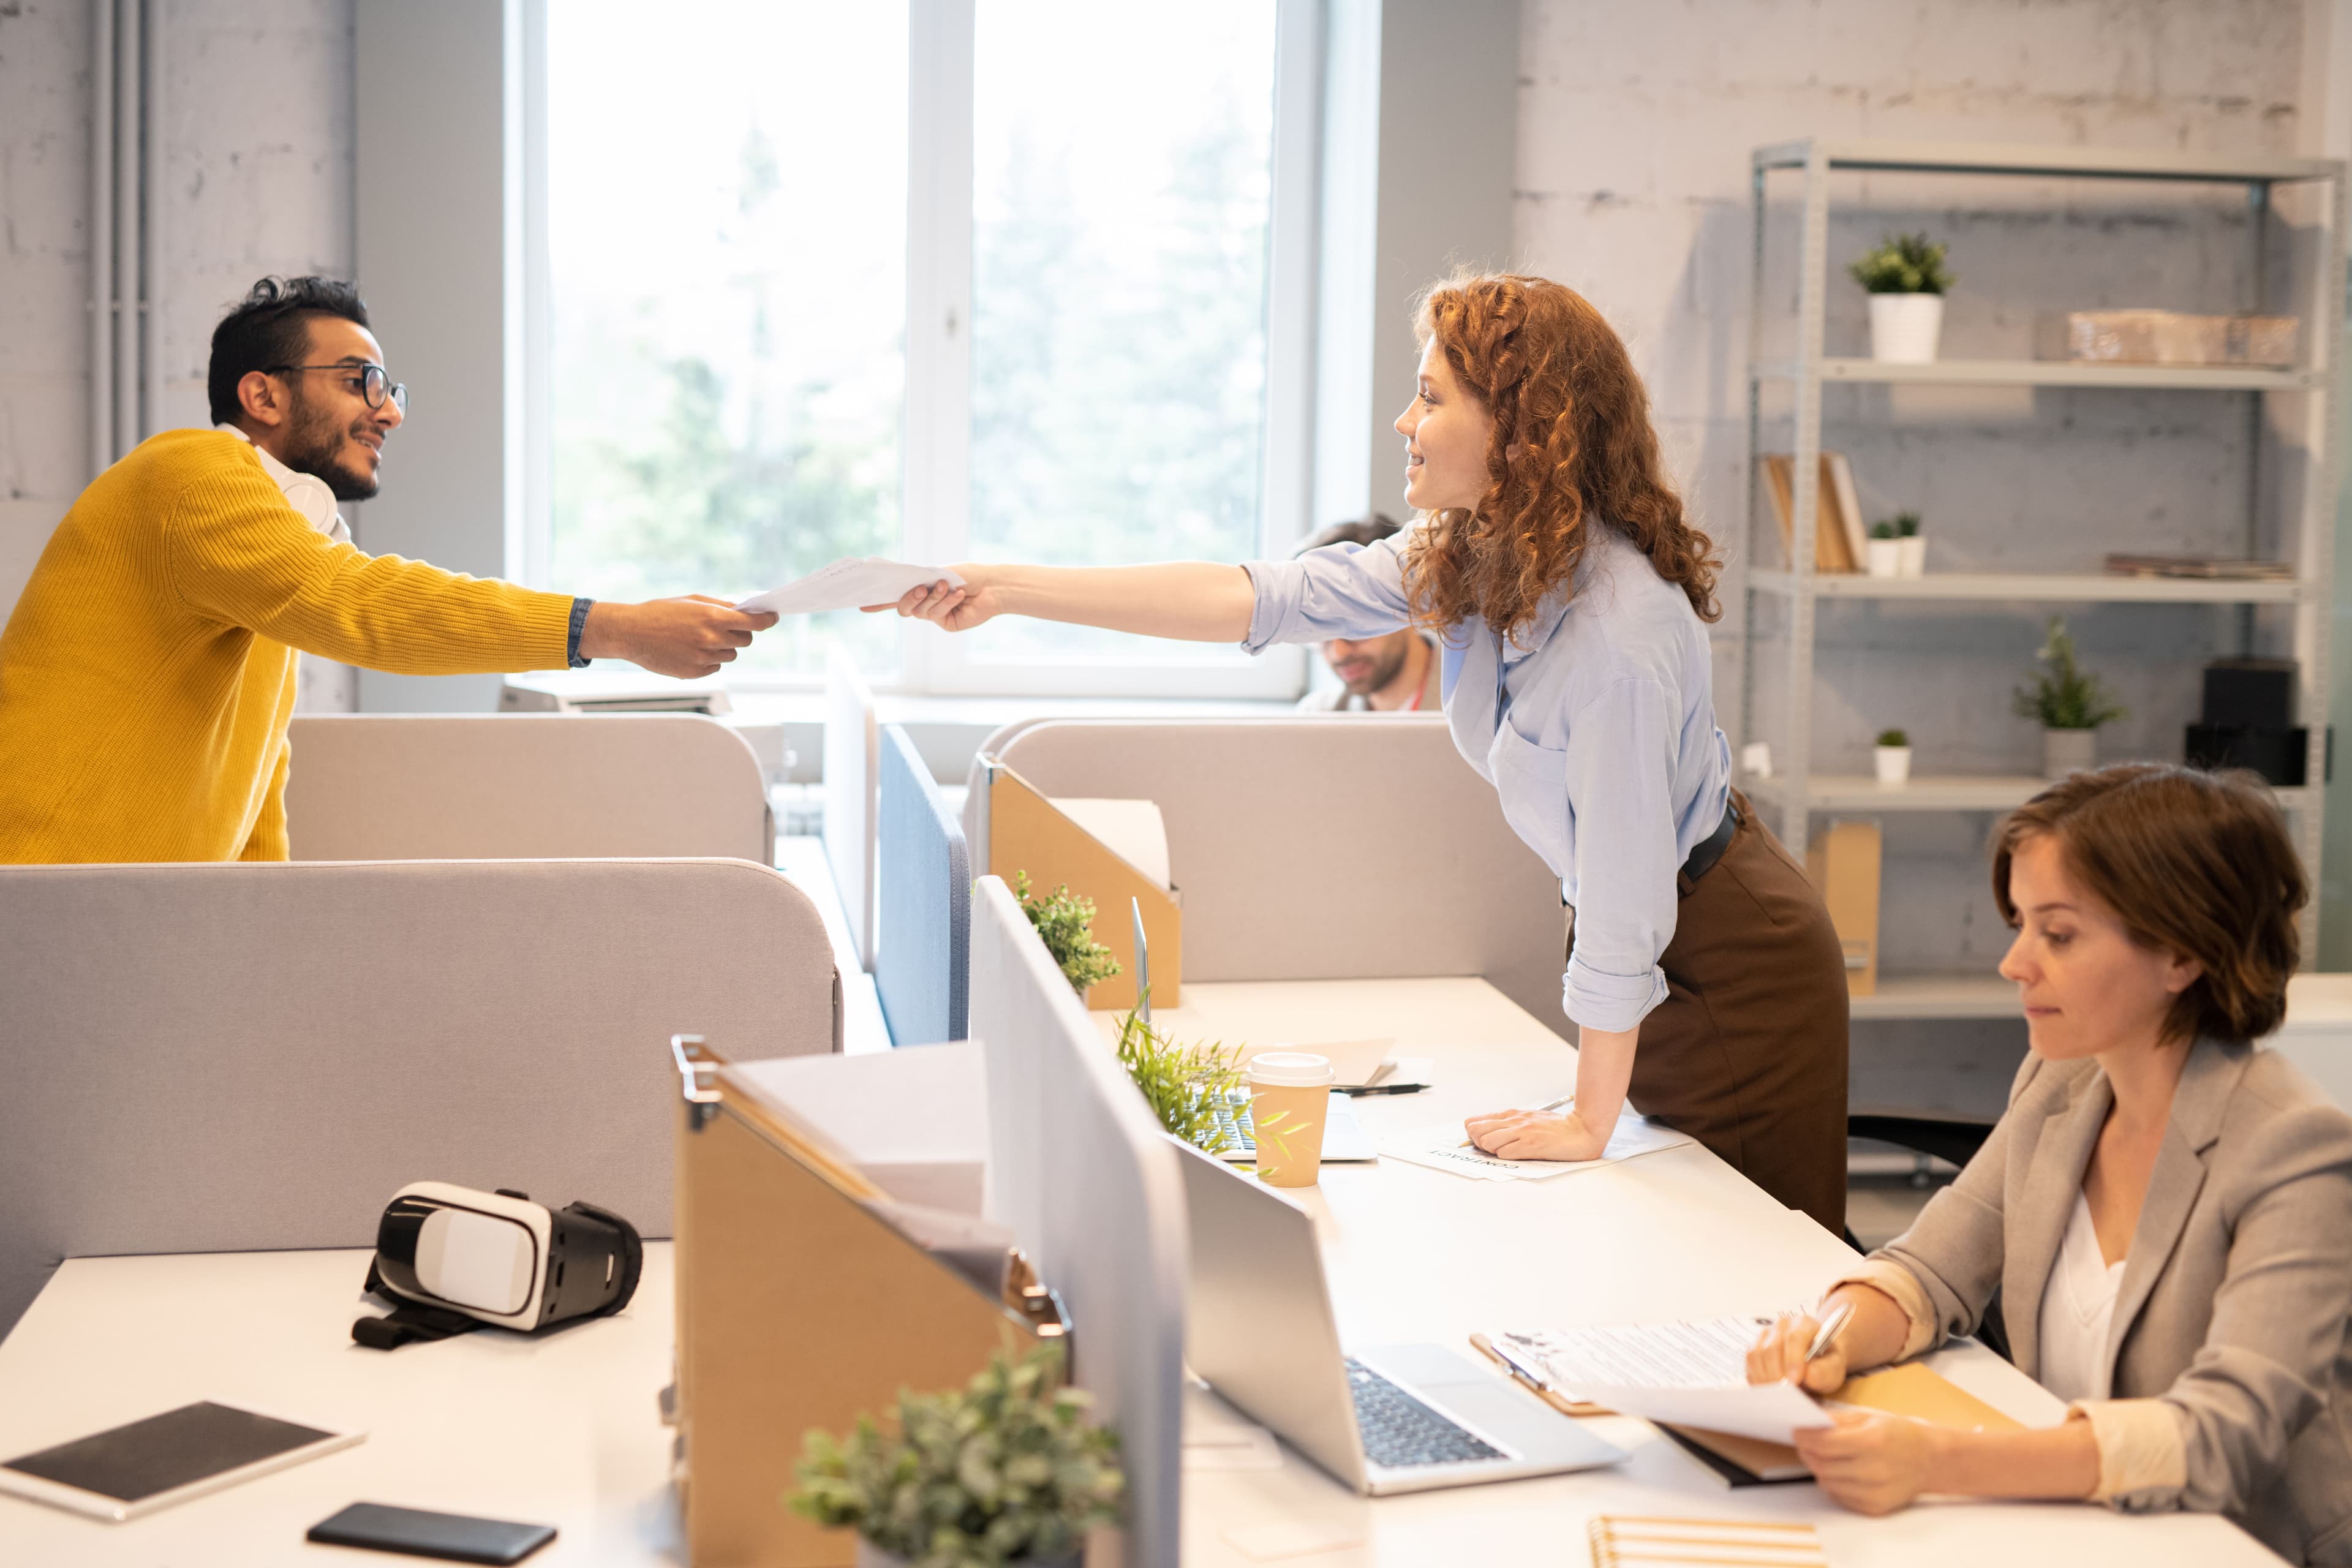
[1012,871,1120,995]
[1111,1003,1297,1164]
[790,1343,1121,1568]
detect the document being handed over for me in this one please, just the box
[736,557,965,617]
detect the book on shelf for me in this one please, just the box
[2102,552,2293,581]
[1760,454,1863,573]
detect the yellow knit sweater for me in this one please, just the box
[0,429,575,862]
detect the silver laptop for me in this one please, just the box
[1174,1140,1624,1494]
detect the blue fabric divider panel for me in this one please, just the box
[876,723,970,1044]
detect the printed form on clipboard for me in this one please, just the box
[1378,1110,1692,1182]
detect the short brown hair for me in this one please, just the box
[1992,763,2304,1043]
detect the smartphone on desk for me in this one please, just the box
[307,1501,557,1564]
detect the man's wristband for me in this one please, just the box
[567,597,594,668]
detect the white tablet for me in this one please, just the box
[0,1399,363,1521]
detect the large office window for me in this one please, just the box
[543,1,1310,694]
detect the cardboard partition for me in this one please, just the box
[1806,820,1882,997]
[979,759,1181,1012]
[669,1037,1066,1568]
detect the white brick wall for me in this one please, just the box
[1515,0,2321,1104]
[0,0,355,704]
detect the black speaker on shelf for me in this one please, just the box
[2184,658,2327,786]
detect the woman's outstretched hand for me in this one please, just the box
[1461,1107,1609,1162]
[869,568,997,631]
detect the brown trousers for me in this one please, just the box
[1570,791,1850,1234]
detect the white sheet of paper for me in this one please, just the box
[1569,1379,1832,1445]
[736,557,965,616]
[1378,1112,1692,1182]
[1049,797,1171,890]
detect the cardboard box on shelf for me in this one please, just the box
[1805,820,1881,998]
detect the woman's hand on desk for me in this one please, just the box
[1461,1106,1610,1161]
[1789,1410,1938,1515]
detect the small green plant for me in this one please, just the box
[1012,871,1120,995]
[790,1343,1121,1568]
[1849,232,1953,295]
[1869,519,1898,541]
[2013,616,2125,731]
[1876,729,1909,748]
[1110,1004,1297,1164]
[1892,511,1921,538]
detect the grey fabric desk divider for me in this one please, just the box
[875,723,970,1045]
[967,717,1570,1038]
[285,712,772,863]
[824,646,881,969]
[971,875,1184,1568]
[0,858,839,1339]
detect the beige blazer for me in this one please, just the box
[1850,1040,2352,1564]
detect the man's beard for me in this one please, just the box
[279,392,380,502]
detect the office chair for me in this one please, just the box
[1845,1110,2013,1363]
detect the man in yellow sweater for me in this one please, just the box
[0,276,777,863]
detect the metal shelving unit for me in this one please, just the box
[1741,138,2347,1013]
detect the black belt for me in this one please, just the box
[1679,797,1740,888]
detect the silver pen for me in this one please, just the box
[1801,1299,1855,1372]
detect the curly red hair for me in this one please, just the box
[1401,273,1719,641]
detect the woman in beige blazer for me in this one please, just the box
[1749,763,2352,1564]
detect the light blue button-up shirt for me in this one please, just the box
[1243,524,1732,1031]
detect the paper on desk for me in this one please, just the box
[1379,1111,1692,1182]
[1572,1379,1832,1446]
[1049,797,1170,889]
[736,557,965,616]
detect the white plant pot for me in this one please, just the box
[1868,293,1944,363]
[1874,746,1912,785]
[1898,534,1927,578]
[2043,727,2098,779]
[1866,538,1904,578]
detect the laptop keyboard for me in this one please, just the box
[1346,1359,1504,1468]
[1206,1090,1261,1153]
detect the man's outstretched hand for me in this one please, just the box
[578,595,778,678]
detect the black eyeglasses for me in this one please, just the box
[266,363,409,413]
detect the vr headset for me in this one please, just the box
[355,1182,642,1351]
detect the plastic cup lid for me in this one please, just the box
[1248,1051,1333,1088]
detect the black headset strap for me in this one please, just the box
[351,1258,485,1351]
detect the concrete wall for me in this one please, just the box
[1515,0,2329,1109]
[0,0,357,708]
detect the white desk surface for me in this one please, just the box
[0,978,2266,1566]
[1104,979,2266,1567]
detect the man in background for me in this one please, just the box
[1291,514,1442,713]
[0,275,775,863]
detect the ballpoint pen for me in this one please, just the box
[1458,1092,1574,1148]
[1799,1299,1855,1376]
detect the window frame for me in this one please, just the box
[529,0,1321,699]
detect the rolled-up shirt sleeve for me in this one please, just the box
[1561,677,1678,1031]
[1240,535,1414,654]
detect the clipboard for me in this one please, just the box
[670,1035,1071,1568]
[976,758,1182,1012]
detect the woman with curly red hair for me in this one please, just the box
[884,273,1852,1232]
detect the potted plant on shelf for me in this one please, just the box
[790,1343,1123,1568]
[1849,232,1953,364]
[1874,728,1912,785]
[2013,616,2124,778]
[1012,870,1120,996]
[1866,520,1904,578]
[1893,510,1925,578]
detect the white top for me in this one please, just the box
[2040,1191,2127,1403]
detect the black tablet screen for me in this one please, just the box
[2,1401,334,1502]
